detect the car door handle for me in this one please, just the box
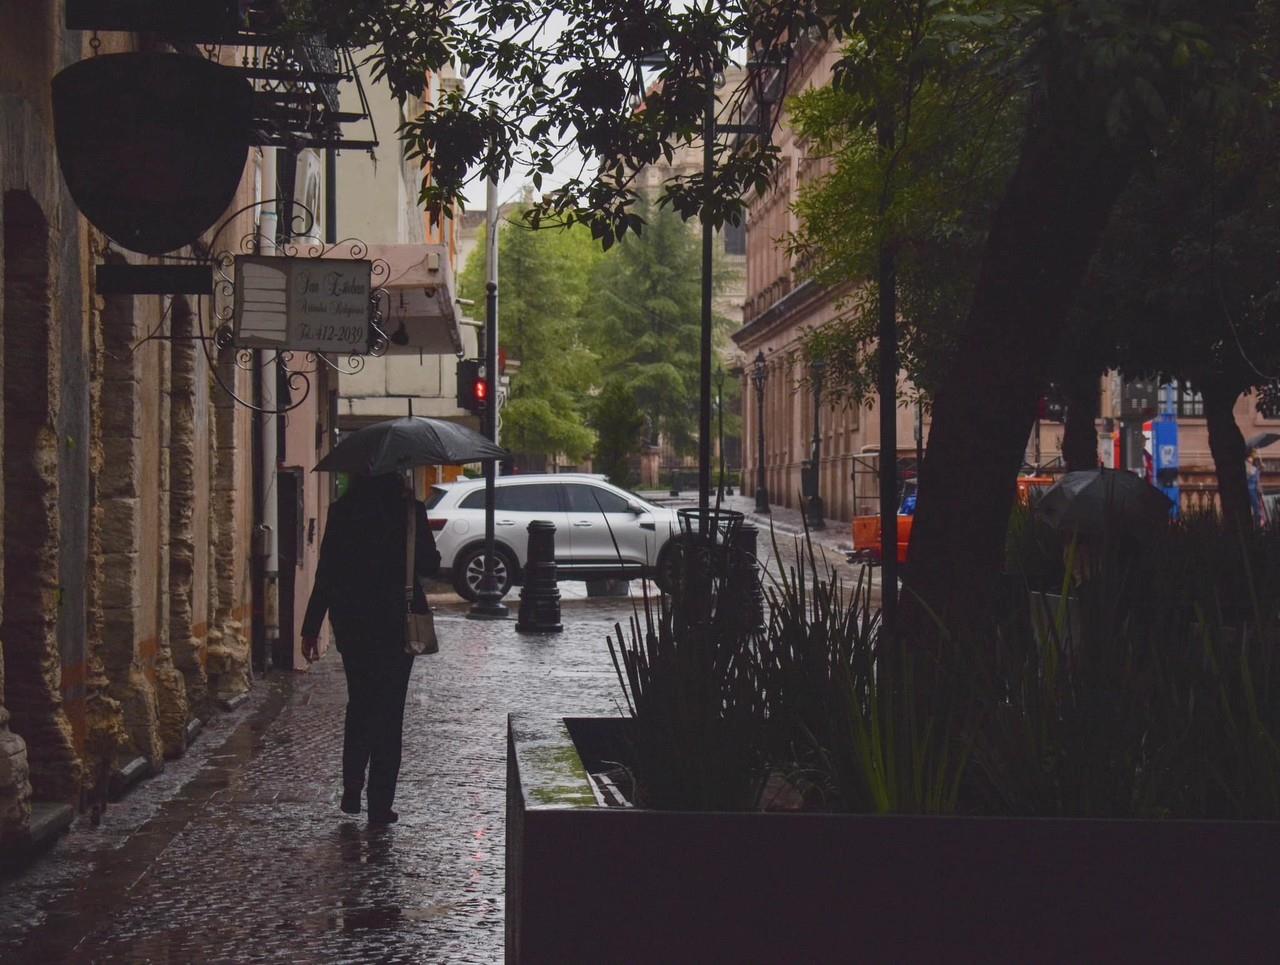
[573,521,593,527]
[497,519,516,526]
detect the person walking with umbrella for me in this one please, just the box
[301,471,440,825]
[1242,433,1278,527]
[1246,447,1265,527]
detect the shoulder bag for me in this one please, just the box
[404,499,439,656]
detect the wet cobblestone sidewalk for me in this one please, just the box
[1,603,624,963]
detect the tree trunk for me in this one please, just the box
[1061,367,1101,472]
[904,118,1131,638]
[1202,378,1251,531]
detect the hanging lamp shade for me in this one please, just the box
[52,52,253,255]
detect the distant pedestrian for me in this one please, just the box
[1246,448,1264,526]
[301,471,440,825]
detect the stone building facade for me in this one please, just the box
[0,16,266,850]
[734,38,914,523]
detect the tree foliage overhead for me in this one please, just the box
[287,0,824,243]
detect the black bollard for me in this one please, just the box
[733,523,765,629]
[516,519,562,633]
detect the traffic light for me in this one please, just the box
[456,358,487,413]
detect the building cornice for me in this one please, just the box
[732,277,835,349]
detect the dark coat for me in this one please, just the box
[302,489,441,651]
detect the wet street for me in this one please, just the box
[0,600,625,964]
[0,512,854,964]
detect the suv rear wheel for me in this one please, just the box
[451,544,517,601]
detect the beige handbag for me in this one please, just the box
[404,499,439,656]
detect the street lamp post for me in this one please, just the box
[697,69,715,521]
[470,175,508,620]
[751,350,770,514]
[806,356,826,530]
[714,366,726,499]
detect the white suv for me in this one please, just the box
[425,474,682,600]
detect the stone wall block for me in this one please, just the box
[0,728,32,847]
[107,663,163,769]
[98,445,141,500]
[99,552,139,612]
[99,497,138,554]
[99,605,140,673]
[101,392,142,440]
[153,659,188,760]
[100,295,143,356]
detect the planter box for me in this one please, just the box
[507,714,1280,964]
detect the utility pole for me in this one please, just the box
[470,175,508,619]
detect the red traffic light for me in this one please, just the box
[473,377,488,404]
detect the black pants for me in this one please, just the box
[340,646,414,814]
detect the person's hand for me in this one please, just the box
[302,635,320,663]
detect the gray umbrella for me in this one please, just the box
[1245,432,1280,450]
[314,416,508,475]
[1035,469,1174,537]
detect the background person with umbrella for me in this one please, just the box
[301,468,441,826]
[305,416,506,825]
[1244,433,1277,527]
[1036,468,1175,584]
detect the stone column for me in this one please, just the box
[167,298,208,719]
[153,324,188,759]
[83,263,126,811]
[98,289,163,770]
[206,352,249,701]
[0,195,31,843]
[3,191,82,803]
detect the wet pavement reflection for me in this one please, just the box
[0,599,626,963]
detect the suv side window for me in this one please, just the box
[564,484,631,514]
[459,484,564,512]
[498,484,563,512]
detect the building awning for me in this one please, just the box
[368,244,463,356]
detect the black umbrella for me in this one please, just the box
[314,416,508,475]
[1035,469,1174,537]
[1245,432,1280,450]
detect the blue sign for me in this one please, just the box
[1152,413,1180,518]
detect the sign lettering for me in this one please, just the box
[233,255,372,352]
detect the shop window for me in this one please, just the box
[1172,381,1204,418]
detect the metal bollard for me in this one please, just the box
[516,519,562,633]
[733,523,765,629]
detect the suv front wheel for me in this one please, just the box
[451,544,517,601]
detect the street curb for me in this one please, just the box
[0,802,75,877]
[744,513,854,554]
[109,756,152,801]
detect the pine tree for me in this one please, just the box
[587,200,728,457]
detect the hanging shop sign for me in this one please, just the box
[65,0,244,38]
[52,52,252,255]
[233,256,373,353]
